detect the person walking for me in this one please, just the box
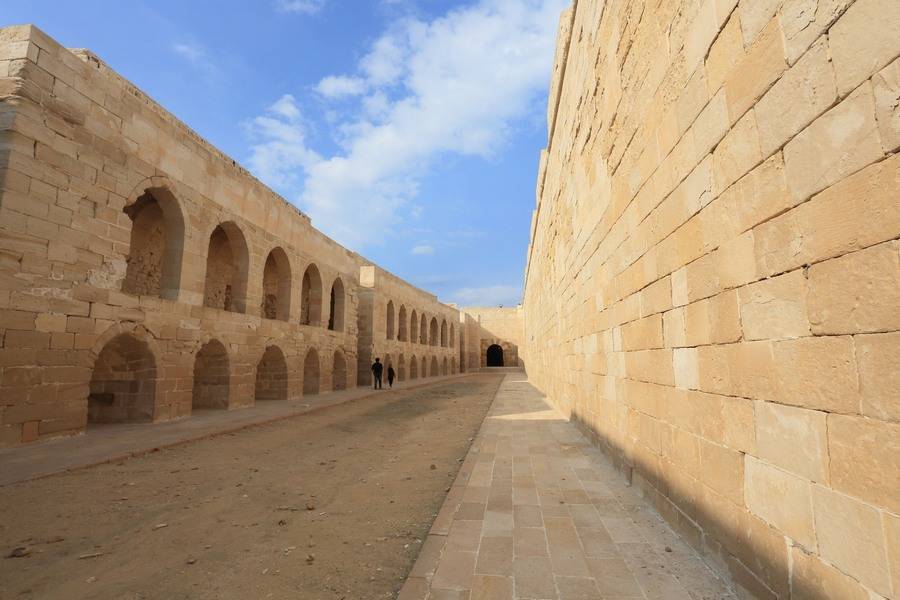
[387,365,395,388]
[371,358,383,390]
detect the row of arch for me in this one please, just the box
[378,353,458,382]
[88,332,351,424]
[385,301,455,347]
[122,186,346,331]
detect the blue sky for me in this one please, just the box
[7,0,567,306]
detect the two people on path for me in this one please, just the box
[371,358,395,389]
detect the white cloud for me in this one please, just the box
[451,284,522,307]
[316,75,367,98]
[245,95,321,193]
[246,0,567,248]
[173,42,204,62]
[411,244,435,255]
[277,0,326,14]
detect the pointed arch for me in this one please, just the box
[333,350,347,391]
[442,356,448,376]
[203,221,250,313]
[410,310,419,344]
[421,355,427,377]
[301,263,323,326]
[409,354,418,380]
[398,353,406,381]
[431,356,439,377]
[398,305,408,341]
[255,345,287,401]
[450,323,455,348]
[440,319,448,347]
[328,276,345,331]
[420,314,428,344]
[261,246,291,321]
[193,339,230,410]
[89,332,159,423]
[122,186,185,300]
[303,348,320,395]
[451,357,457,374]
[386,300,395,340]
[487,344,504,367]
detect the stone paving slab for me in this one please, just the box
[400,373,738,600]
[0,374,466,487]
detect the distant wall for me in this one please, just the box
[463,307,525,369]
[524,1,899,599]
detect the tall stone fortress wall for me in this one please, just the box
[524,1,899,599]
[0,25,464,447]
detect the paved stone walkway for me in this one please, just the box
[400,373,737,600]
[0,373,463,487]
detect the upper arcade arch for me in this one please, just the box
[261,246,292,321]
[122,185,186,301]
[203,221,250,313]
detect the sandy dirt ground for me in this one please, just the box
[0,374,503,600]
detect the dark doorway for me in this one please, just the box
[486,344,504,367]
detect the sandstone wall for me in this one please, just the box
[358,265,460,385]
[523,1,899,598]
[462,306,526,369]
[0,25,462,447]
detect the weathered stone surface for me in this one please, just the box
[737,270,809,341]
[829,0,900,95]
[783,82,884,202]
[873,58,900,152]
[755,401,828,482]
[807,241,900,335]
[755,37,837,157]
[855,332,900,421]
[744,456,816,550]
[828,414,900,514]
[811,485,891,596]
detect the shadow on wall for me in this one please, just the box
[566,409,794,599]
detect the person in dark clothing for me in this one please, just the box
[387,365,395,388]
[371,358,383,389]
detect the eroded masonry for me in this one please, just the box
[524,0,899,599]
[0,25,521,447]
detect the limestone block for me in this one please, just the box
[773,336,859,414]
[706,291,740,345]
[725,340,777,400]
[691,89,730,158]
[789,545,873,600]
[713,109,762,192]
[783,82,884,203]
[722,396,756,454]
[885,511,900,599]
[738,0,782,45]
[620,314,664,351]
[724,18,787,123]
[755,401,828,482]
[706,13,744,95]
[676,67,711,136]
[811,485,891,596]
[624,348,674,386]
[720,153,794,237]
[807,241,900,335]
[755,37,838,157]
[699,438,744,505]
[716,231,757,290]
[663,307,686,348]
[828,413,900,514]
[738,269,810,340]
[755,153,900,276]
[671,267,689,307]
[683,299,711,346]
[873,57,900,153]
[779,0,853,64]
[744,455,816,550]
[684,0,721,73]
[674,347,699,390]
[829,0,900,95]
[856,332,900,421]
